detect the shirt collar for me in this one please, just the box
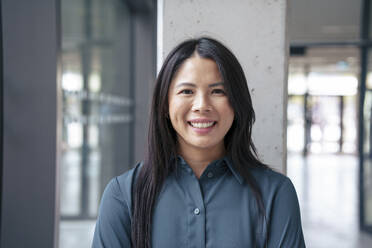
[223,156,244,184]
[175,155,244,184]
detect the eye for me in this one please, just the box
[212,88,226,95]
[179,89,193,95]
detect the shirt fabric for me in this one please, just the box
[92,156,306,248]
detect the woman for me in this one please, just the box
[92,37,306,248]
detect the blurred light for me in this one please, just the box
[367,72,372,89]
[323,142,340,153]
[62,72,83,91]
[308,73,357,95]
[288,73,307,94]
[342,142,356,153]
[310,143,322,153]
[324,125,341,141]
[88,125,99,147]
[311,125,322,141]
[287,124,305,152]
[67,122,83,148]
[89,73,101,92]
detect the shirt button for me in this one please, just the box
[194,208,200,215]
[207,172,214,178]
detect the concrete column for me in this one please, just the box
[158,0,288,173]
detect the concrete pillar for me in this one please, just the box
[158,0,288,173]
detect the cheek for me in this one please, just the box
[220,102,235,122]
[222,111,235,133]
[225,111,235,129]
[168,101,187,124]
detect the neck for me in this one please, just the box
[178,144,225,179]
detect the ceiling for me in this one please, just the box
[288,0,362,43]
[288,0,365,72]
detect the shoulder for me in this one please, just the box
[250,169,305,247]
[250,167,289,188]
[99,162,142,216]
[116,162,142,192]
[249,167,298,202]
[112,162,142,209]
[93,163,142,247]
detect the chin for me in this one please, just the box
[190,140,222,150]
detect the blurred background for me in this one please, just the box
[287,0,372,247]
[1,0,372,247]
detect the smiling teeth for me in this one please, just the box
[190,122,215,128]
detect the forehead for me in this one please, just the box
[171,55,222,84]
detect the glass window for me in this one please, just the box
[363,91,372,226]
[342,95,357,153]
[362,45,372,227]
[288,47,359,154]
[59,0,133,247]
[287,95,305,152]
[363,91,372,154]
[366,52,372,89]
[288,65,307,95]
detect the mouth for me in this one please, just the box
[187,121,217,129]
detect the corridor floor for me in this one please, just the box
[287,153,372,248]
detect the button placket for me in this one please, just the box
[183,169,206,248]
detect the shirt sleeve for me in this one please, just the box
[92,177,132,248]
[267,177,306,248]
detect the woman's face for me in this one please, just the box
[168,54,234,154]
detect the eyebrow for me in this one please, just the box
[175,82,224,88]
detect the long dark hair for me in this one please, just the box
[132,37,269,248]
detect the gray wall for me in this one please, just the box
[158,0,289,173]
[1,0,59,247]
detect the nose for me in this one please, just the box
[191,93,211,113]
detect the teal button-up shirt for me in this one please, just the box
[92,157,306,247]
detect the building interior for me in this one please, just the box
[57,0,372,247]
[1,0,372,247]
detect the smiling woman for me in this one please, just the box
[92,37,306,248]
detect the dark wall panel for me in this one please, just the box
[1,0,59,247]
[133,11,157,163]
